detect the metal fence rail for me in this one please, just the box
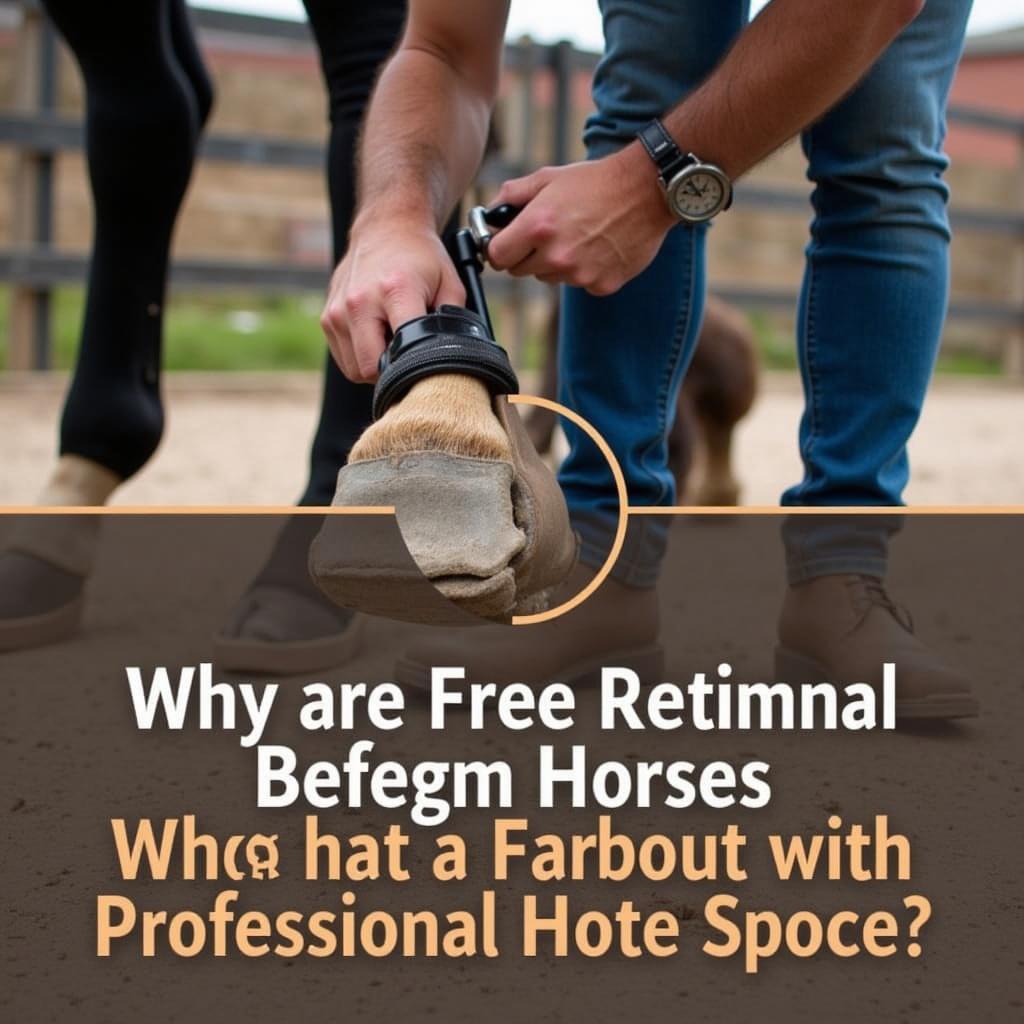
[1,0,1022,372]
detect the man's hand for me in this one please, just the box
[320,218,465,383]
[487,144,676,296]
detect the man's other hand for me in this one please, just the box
[487,144,676,296]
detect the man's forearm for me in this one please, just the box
[355,47,493,234]
[321,0,508,381]
[661,0,925,178]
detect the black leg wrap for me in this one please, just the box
[372,306,519,421]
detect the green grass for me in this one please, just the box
[747,310,797,371]
[932,349,1003,376]
[0,286,1005,376]
[0,287,328,372]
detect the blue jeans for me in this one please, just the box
[558,0,972,586]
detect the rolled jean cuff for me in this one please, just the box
[782,513,902,586]
[786,553,890,586]
[572,511,667,589]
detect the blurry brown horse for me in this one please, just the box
[525,293,758,505]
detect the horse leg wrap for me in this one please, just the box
[310,308,577,623]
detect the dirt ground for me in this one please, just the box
[2,372,1022,1021]
[1,371,1022,506]
[2,512,1021,1022]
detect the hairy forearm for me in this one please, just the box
[662,0,924,178]
[355,46,492,234]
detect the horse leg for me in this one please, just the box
[683,295,759,507]
[525,296,561,454]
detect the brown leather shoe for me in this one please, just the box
[394,566,662,688]
[776,574,979,720]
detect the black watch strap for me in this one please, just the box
[638,119,691,184]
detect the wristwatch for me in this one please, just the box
[637,118,733,224]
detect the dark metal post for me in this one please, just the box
[1009,123,1024,378]
[550,40,573,168]
[512,40,538,362]
[32,13,57,369]
[8,0,59,370]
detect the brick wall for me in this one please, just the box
[948,54,1024,168]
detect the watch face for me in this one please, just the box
[669,167,728,221]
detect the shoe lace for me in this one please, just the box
[844,575,914,635]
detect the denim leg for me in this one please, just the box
[782,0,972,583]
[561,0,750,586]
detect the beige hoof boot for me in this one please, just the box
[8,454,120,575]
[310,375,577,624]
[0,455,120,651]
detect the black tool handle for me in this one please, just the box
[449,228,494,335]
[483,203,522,228]
[445,204,523,336]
